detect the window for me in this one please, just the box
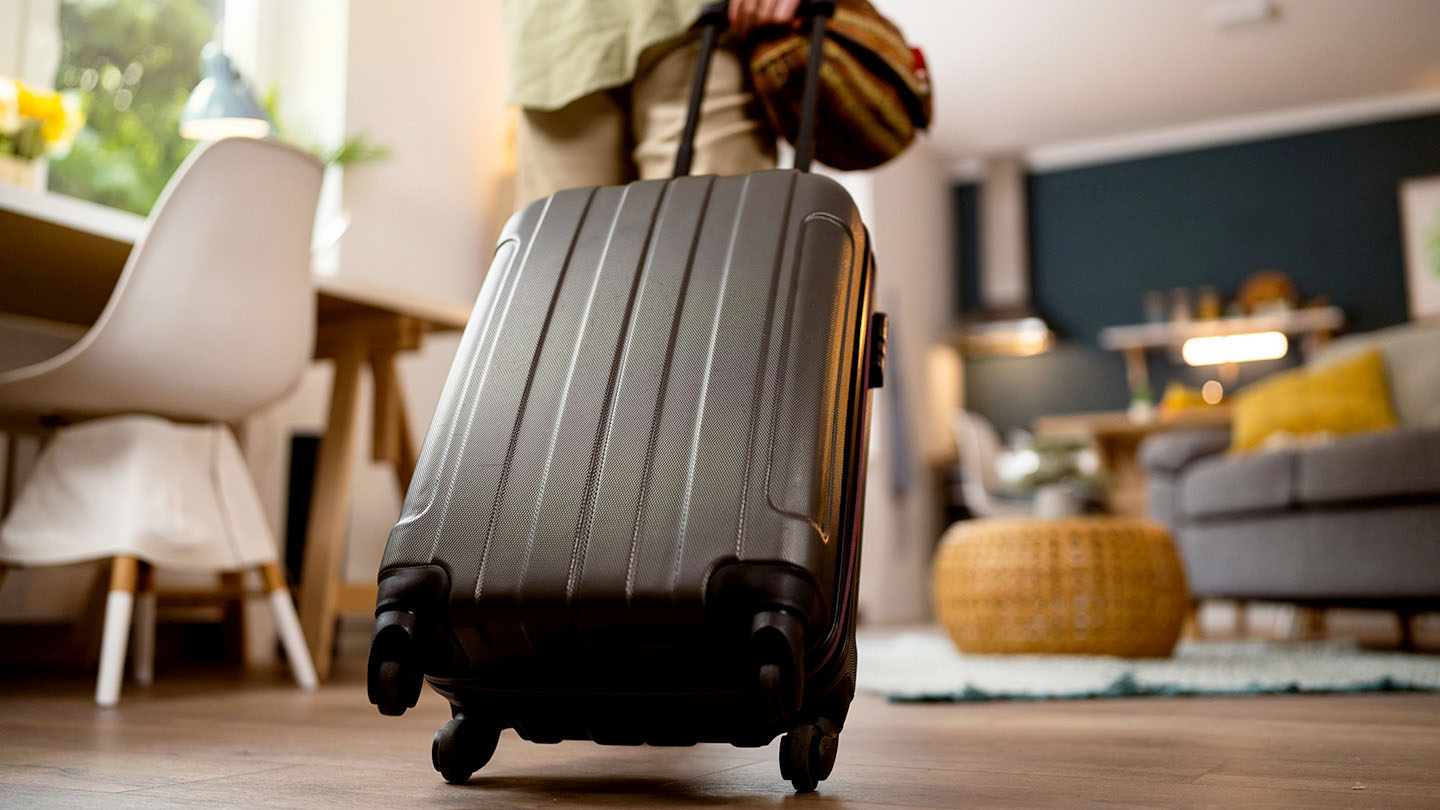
[46,0,221,215]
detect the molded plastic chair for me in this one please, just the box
[953,410,1033,518]
[0,137,324,705]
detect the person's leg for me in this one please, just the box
[514,89,633,210]
[630,35,777,181]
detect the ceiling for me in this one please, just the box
[884,0,1440,163]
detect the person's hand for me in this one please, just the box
[728,0,802,36]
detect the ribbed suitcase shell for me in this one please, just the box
[381,168,873,663]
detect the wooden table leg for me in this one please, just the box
[1102,435,1150,518]
[371,353,417,494]
[309,352,419,635]
[370,352,401,471]
[298,346,364,681]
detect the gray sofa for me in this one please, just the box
[1140,320,1440,633]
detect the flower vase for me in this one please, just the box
[0,153,40,189]
[1035,484,1082,518]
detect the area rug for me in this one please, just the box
[856,632,1440,701]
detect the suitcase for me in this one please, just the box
[366,1,888,794]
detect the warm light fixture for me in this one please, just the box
[180,117,271,140]
[180,43,271,140]
[1181,331,1288,366]
[1201,379,1224,404]
[960,316,1054,357]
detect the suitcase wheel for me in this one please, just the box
[367,610,423,716]
[778,717,840,794]
[749,609,805,728]
[432,711,500,785]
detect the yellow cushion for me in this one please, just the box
[1231,348,1397,454]
[1159,382,1214,416]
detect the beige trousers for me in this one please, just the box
[514,35,778,210]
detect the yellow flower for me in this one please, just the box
[44,92,85,155]
[11,79,80,154]
[17,81,63,122]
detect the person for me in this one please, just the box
[503,0,802,209]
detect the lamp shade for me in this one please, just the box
[181,43,271,140]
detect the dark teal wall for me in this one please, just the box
[959,113,1440,434]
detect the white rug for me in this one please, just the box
[856,632,1440,701]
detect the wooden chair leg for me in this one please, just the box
[1233,599,1249,638]
[96,556,139,707]
[2,433,16,518]
[1182,599,1202,639]
[219,571,248,667]
[1297,606,1326,640]
[131,563,157,686]
[260,562,318,690]
[1398,611,1416,652]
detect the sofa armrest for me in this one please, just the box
[1138,428,1231,475]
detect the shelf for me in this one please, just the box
[1098,306,1344,351]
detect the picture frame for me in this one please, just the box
[1399,174,1440,319]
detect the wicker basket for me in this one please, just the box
[932,517,1188,658]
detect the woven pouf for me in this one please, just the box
[932,517,1189,658]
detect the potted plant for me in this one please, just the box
[0,77,84,189]
[1012,435,1109,518]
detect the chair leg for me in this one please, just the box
[1297,606,1326,640]
[96,556,139,707]
[2,434,16,519]
[260,562,318,691]
[131,563,156,686]
[1233,599,1249,638]
[219,571,248,668]
[1182,599,1202,639]
[1398,611,1416,652]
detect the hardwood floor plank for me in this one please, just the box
[2,665,1437,809]
[0,783,218,810]
[0,751,291,794]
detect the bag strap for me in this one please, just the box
[673,1,835,177]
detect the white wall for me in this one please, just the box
[834,142,958,625]
[248,1,511,602]
[0,0,58,86]
[211,2,509,666]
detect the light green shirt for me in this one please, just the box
[503,0,708,111]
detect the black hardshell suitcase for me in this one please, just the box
[367,2,888,794]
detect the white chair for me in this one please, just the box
[952,410,1033,518]
[0,137,323,705]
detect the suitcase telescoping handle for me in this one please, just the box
[673,0,836,177]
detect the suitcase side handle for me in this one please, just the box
[673,0,835,177]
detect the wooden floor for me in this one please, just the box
[2,651,1439,810]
